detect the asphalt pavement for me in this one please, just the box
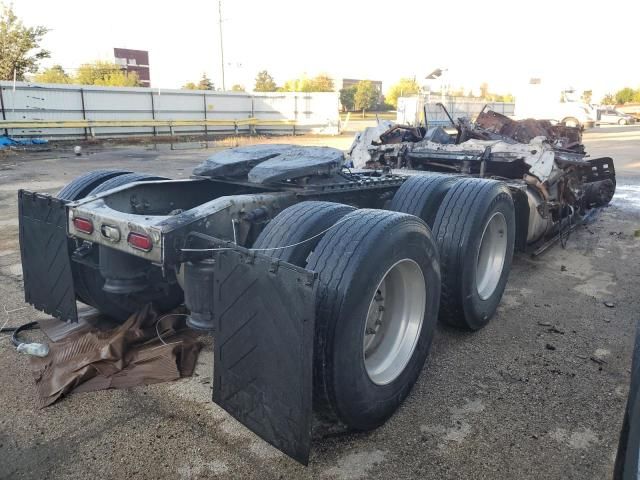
[0,127,639,479]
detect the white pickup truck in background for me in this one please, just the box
[514,80,596,129]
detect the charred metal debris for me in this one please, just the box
[348,106,616,254]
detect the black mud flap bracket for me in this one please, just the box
[18,190,77,322]
[210,248,317,464]
[586,156,616,183]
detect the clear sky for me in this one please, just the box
[11,0,640,100]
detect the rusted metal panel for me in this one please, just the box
[473,110,583,149]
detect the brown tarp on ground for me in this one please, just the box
[37,306,118,342]
[31,304,202,407]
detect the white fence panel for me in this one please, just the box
[397,95,515,126]
[0,82,340,139]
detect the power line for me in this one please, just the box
[36,65,127,72]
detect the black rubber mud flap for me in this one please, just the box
[18,190,77,322]
[211,248,317,464]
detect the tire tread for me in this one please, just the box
[433,178,512,328]
[88,172,166,195]
[253,201,355,264]
[56,170,131,201]
[390,174,459,227]
[307,210,431,423]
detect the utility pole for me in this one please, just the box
[218,0,226,91]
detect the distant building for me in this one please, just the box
[113,48,150,87]
[339,78,383,95]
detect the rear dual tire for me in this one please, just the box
[254,204,441,430]
[307,210,440,429]
[252,201,355,263]
[391,174,515,331]
[57,170,133,200]
[390,173,460,227]
[87,172,167,196]
[432,178,515,330]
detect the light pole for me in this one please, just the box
[218,0,226,91]
[425,67,447,100]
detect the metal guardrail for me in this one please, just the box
[0,117,302,139]
[0,117,295,129]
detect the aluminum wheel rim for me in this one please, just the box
[476,212,508,300]
[363,259,426,385]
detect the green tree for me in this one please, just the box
[386,78,420,108]
[281,74,335,92]
[34,64,70,84]
[299,78,315,92]
[479,82,489,99]
[254,70,277,92]
[95,70,139,87]
[182,82,197,90]
[310,74,334,92]
[282,78,302,92]
[74,61,140,87]
[490,93,515,103]
[197,73,214,90]
[231,84,245,92]
[601,93,616,105]
[0,3,50,80]
[282,78,310,92]
[354,80,378,114]
[339,86,357,111]
[615,87,635,105]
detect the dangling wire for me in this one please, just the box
[181,216,351,253]
[155,313,191,345]
[560,207,573,249]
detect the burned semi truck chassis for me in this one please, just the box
[17,140,615,463]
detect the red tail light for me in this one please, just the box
[127,232,153,251]
[73,217,94,234]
